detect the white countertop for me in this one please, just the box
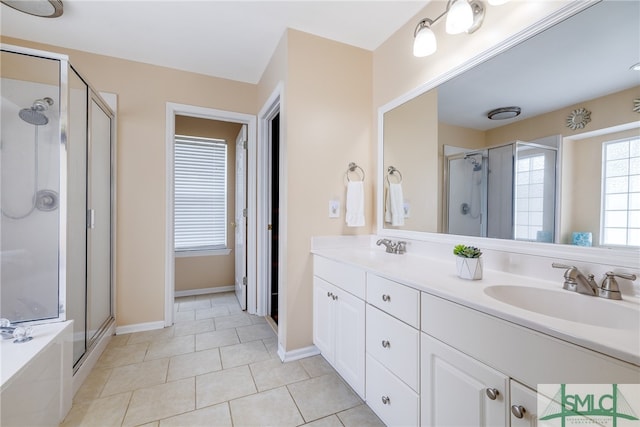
[312,247,640,367]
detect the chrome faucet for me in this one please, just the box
[376,238,407,254]
[552,263,637,300]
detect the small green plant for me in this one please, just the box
[453,244,482,258]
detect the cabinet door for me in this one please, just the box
[421,333,509,427]
[510,380,538,427]
[313,277,335,362]
[334,287,365,398]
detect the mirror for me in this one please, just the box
[381,0,640,247]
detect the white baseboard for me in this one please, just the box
[174,285,234,298]
[277,344,320,363]
[115,320,165,335]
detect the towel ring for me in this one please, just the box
[346,162,365,182]
[386,166,403,184]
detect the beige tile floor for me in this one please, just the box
[61,292,385,427]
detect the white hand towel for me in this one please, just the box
[389,183,404,226]
[345,181,365,227]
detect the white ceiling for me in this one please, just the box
[0,0,428,84]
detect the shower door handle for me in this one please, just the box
[87,209,95,229]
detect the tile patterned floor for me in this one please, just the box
[62,292,384,427]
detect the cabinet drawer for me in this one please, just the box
[366,354,419,427]
[314,256,365,299]
[367,273,419,327]
[366,304,419,391]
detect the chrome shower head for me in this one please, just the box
[18,97,53,126]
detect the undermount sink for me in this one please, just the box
[483,285,640,329]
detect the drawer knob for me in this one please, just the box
[381,396,391,405]
[382,294,391,302]
[511,405,526,419]
[381,340,390,348]
[485,388,500,400]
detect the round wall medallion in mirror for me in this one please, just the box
[566,107,592,130]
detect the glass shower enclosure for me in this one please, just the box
[444,139,559,242]
[1,44,115,369]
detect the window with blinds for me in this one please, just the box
[174,135,227,253]
[601,137,640,247]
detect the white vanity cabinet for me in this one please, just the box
[312,257,366,398]
[421,333,509,427]
[365,273,421,426]
[509,380,538,427]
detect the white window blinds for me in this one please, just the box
[174,135,227,252]
[601,137,640,246]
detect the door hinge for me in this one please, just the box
[243,208,247,217]
[242,277,247,286]
[243,140,247,150]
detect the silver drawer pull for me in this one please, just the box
[381,340,390,348]
[382,294,391,302]
[485,388,500,400]
[511,405,526,419]
[381,396,391,405]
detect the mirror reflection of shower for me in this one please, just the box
[461,152,484,220]
[444,138,559,242]
[445,148,488,237]
[2,97,59,220]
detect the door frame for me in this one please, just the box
[165,103,257,326]
[257,83,283,318]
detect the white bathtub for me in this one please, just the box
[1,321,73,426]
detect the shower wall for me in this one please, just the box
[1,68,61,322]
[1,46,115,371]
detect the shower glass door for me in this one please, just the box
[87,96,113,345]
[0,50,63,324]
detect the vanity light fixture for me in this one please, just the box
[487,106,521,120]
[1,0,63,17]
[487,0,510,5]
[413,0,485,57]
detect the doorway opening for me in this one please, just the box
[269,113,280,323]
[165,103,257,326]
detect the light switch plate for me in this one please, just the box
[329,200,340,218]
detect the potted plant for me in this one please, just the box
[453,244,483,280]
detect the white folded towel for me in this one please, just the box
[345,181,365,227]
[385,183,404,226]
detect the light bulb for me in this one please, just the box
[446,0,473,34]
[413,24,437,57]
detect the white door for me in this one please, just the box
[510,380,538,427]
[312,277,335,361]
[234,125,247,310]
[334,288,365,398]
[421,333,508,426]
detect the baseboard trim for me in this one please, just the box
[174,285,234,298]
[277,344,320,363]
[115,320,165,335]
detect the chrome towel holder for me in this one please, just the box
[386,166,403,184]
[346,162,365,182]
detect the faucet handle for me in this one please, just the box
[599,272,637,300]
[552,263,579,291]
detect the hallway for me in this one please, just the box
[61,292,384,426]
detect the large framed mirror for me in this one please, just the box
[379,0,639,257]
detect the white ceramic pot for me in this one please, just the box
[456,257,483,280]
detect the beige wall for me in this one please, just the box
[383,89,438,232]
[174,116,242,292]
[281,30,373,351]
[2,35,257,327]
